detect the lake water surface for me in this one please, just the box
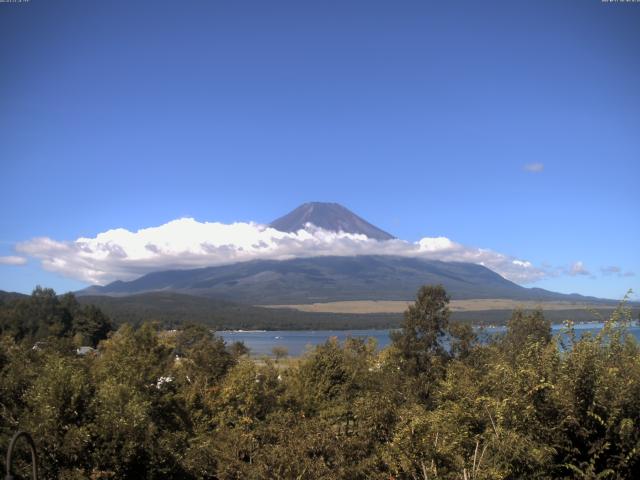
[220,322,640,357]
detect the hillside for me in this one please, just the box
[0,290,28,303]
[80,255,610,305]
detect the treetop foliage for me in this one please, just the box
[0,285,638,479]
[0,286,112,347]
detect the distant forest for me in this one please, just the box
[3,288,634,332]
[0,285,639,478]
[79,292,640,330]
[77,292,403,330]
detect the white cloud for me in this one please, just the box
[523,163,544,173]
[0,255,27,266]
[600,265,635,278]
[569,261,590,276]
[15,218,547,286]
[600,265,621,275]
[512,259,532,268]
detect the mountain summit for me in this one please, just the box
[269,202,394,240]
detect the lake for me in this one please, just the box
[220,322,640,357]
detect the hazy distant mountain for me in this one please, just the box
[270,202,394,240]
[79,255,607,305]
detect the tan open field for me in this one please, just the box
[261,299,614,314]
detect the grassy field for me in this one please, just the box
[261,299,622,314]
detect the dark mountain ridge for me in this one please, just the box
[79,255,610,305]
[0,290,28,303]
[270,202,394,240]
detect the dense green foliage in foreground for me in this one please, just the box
[0,286,639,479]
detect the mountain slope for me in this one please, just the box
[80,255,608,305]
[270,202,394,240]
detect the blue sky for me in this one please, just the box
[0,0,638,299]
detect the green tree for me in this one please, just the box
[448,321,477,360]
[72,304,113,347]
[0,287,72,341]
[173,324,235,414]
[503,308,551,353]
[89,323,189,478]
[22,352,93,478]
[0,289,112,346]
[390,284,450,402]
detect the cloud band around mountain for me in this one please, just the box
[16,218,546,286]
[0,256,27,266]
